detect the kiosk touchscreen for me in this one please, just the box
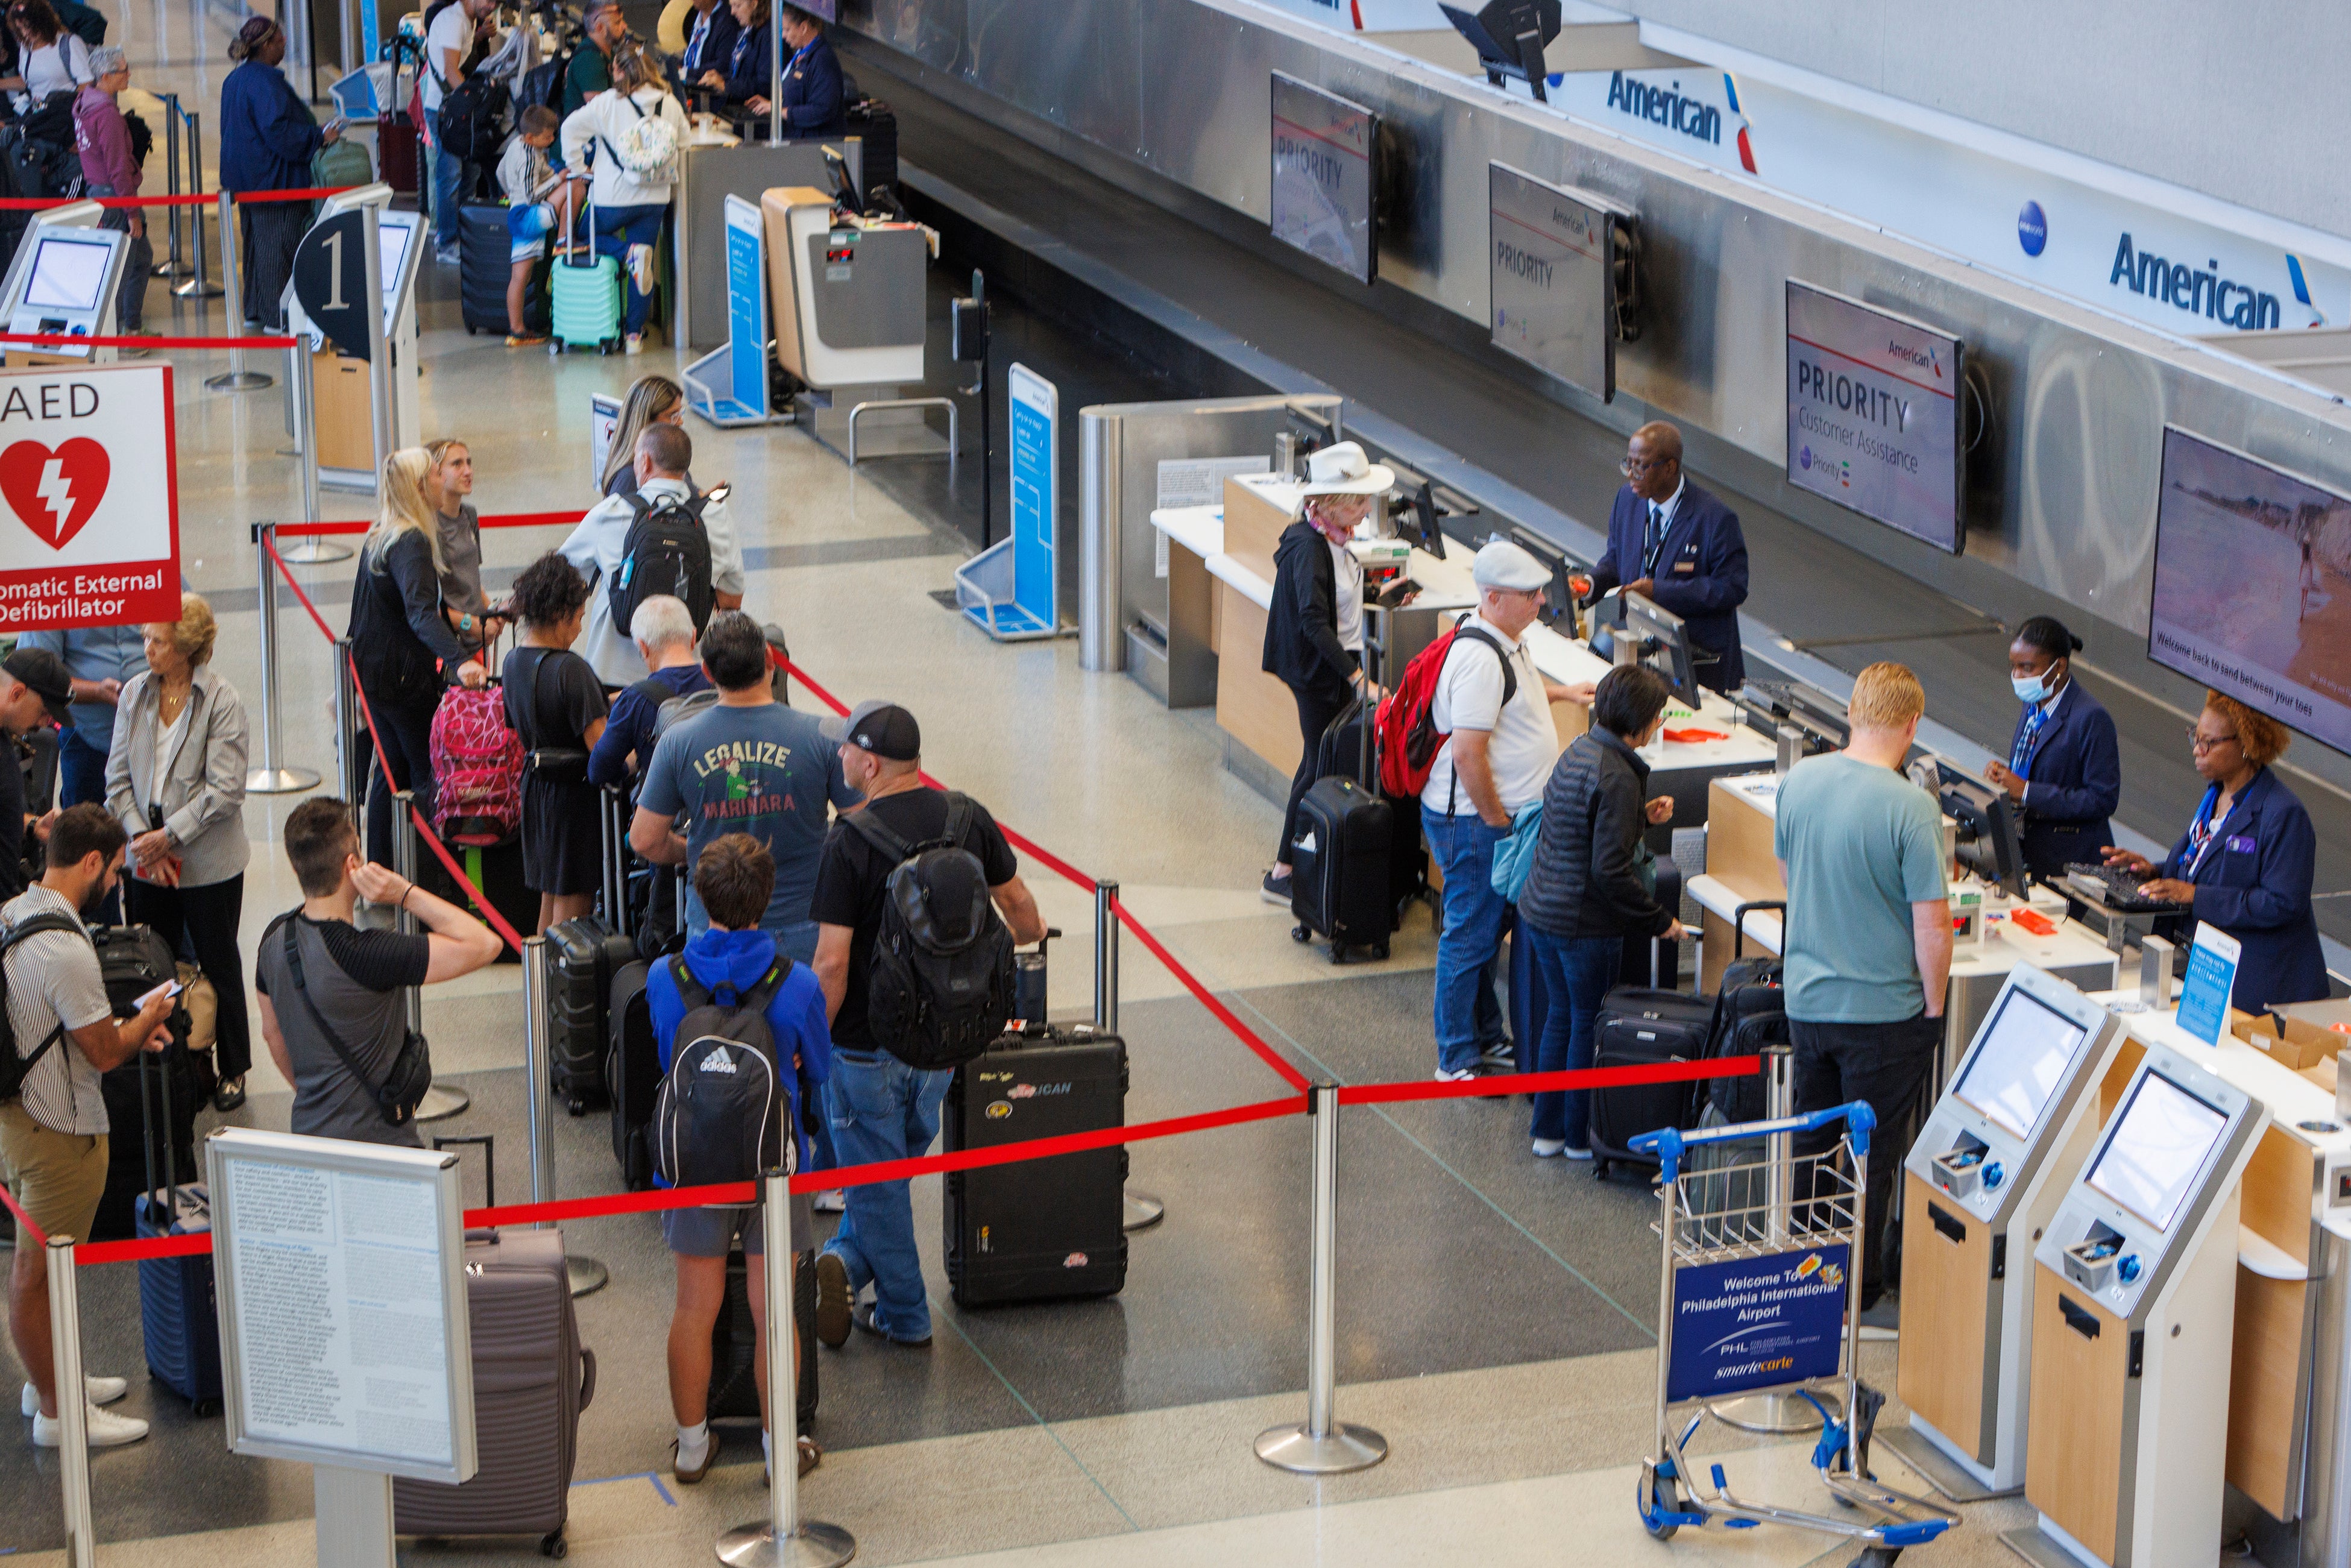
[2010,1044,2267,1568]
[1889,968,2123,1498]
[0,215,127,364]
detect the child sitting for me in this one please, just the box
[496,104,563,347]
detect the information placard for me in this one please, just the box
[0,363,180,632]
[588,392,623,490]
[1784,281,1965,554]
[1666,1243,1849,1402]
[1270,72,1377,287]
[1009,363,1058,634]
[209,1129,477,1485]
[2175,925,2242,1047]
[1488,163,1624,403]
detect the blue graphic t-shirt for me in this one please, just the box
[638,701,863,943]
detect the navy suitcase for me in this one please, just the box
[459,202,549,336]
[1586,987,1714,1180]
[1291,697,1397,964]
[133,1047,222,1414]
[605,958,656,1188]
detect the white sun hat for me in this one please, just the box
[1297,440,1396,499]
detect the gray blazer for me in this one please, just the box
[104,665,251,887]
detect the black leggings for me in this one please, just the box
[1276,684,1354,866]
[240,201,308,330]
[362,686,440,868]
[127,875,251,1084]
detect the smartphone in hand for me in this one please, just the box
[133,978,184,1012]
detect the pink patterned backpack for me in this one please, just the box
[429,684,524,846]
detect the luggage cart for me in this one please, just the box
[1631,1103,1957,1565]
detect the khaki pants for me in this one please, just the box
[0,1103,108,1245]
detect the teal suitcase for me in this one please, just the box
[549,250,622,355]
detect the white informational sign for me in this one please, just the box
[1154,455,1270,578]
[1270,72,1379,286]
[0,363,180,632]
[210,1129,477,1485]
[1488,162,1625,403]
[588,393,623,489]
[1784,281,1965,555]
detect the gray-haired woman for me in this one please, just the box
[74,45,149,337]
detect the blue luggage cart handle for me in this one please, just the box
[1632,1101,1876,1183]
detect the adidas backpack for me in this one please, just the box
[429,684,524,845]
[610,489,717,640]
[651,958,792,1189]
[846,793,1016,1071]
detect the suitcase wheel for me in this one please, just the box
[567,1096,588,1117]
[1291,924,1309,943]
[1329,943,1345,965]
[194,1397,221,1417]
[541,1531,567,1558]
[1593,1159,1611,1180]
[1373,942,1390,960]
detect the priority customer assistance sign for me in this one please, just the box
[0,362,181,631]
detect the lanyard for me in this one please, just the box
[1641,503,1669,578]
[2183,783,2227,876]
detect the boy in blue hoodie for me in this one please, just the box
[653,832,831,1485]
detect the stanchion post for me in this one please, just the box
[155,93,188,277]
[245,524,321,794]
[1097,880,1163,1232]
[1254,1083,1385,1474]
[716,1170,854,1568]
[173,113,222,299]
[398,798,468,1124]
[206,191,270,391]
[333,637,360,809]
[46,1237,96,1568]
[1707,1044,1820,1435]
[521,935,608,1296]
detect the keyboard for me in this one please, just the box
[2061,862,2189,915]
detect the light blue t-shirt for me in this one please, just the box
[1773,753,1949,1024]
[638,700,862,942]
[16,625,145,749]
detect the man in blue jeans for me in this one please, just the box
[805,701,1043,1348]
[1418,541,1591,1080]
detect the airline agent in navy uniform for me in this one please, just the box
[1578,420,1749,693]
[762,4,845,139]
[1981,615,2120,879]
[2102,690,2329,1013]
[674,0,740,98]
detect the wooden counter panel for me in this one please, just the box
[2026,1264,2127,1563]
[2226,1270,2307,1519]
[1223,474,1291,587]
[1214,583,1301,778]
[1552,697,1588,743]
[1898,1171,1994,1463]
[2238,1125,2315,1268]
[313,348,375,473]
[1704,778,1786,905]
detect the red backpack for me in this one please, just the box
[429,684,524,846]
[1373,622,1517,798]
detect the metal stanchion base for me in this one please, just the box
[247,766,322,794]
[204,369,275,391]
[1705,1391,1824,1434]
[415,1085,470,1121]
[1876,1426,2021,1502]
[1253,1422,1388,1474]
[1122,1188,1165,1232]
[152,260,191,279]
[568,1256,609,1298]
[275,537,354,565]
[714,1520,854,1568]
[172,279,225,298]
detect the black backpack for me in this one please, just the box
[0,910,94,1103]
[609,488,717,636]
[435,72,509,164]
[54,0,104,46]
[651,957,791,1189]
[846,794,1015,1071]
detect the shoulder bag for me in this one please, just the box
[277,917,433,1127]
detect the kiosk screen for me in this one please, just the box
[1952,987,2087,1138]
[2086,1072,2228,1232]
[379,219,416,320]
[23,236,110,312]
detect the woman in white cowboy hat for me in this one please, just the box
[1257,441,1394,903]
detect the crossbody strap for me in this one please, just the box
[3,910,88,1073]
[278,918,392,1096]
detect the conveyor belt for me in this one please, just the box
[846,42,2351,956]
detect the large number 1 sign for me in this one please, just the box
[0,362,181,631]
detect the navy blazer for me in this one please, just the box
[2010,682,2120,877]
[776,33,846,137]
[1591,479,1749,691]
[678,3,741,87]
[709,22,772,108]
[2159,767,2331,1012]
[217,58,323,192]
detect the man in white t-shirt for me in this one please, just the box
[423,0,499,262]
[1422,540,1592,1081]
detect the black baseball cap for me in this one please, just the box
[3,647,74,725]
[820,699,921,761]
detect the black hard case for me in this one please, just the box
[1586,987,1715,1179]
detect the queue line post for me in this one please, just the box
[171,113,220,300]
[332,637,360,811]
[245,523,323,794]
[1096,877,1163,1233]
[154,93,189,280]
[46,1236,96,1568]
[396,791,468,1122]
[205,190,271,392]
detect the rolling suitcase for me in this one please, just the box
[93,925,204,1239]
[942,1022,1128,1307]
[606,958,657,1188]
[1289,702,1396,963]
[459,201,549,335]
[708,1246,817,1429]
[546,916,633,1114]
[1704,901,1787,1126]
[548,188,622,354]
[1586,986,1715,1180]
[133,1045,222,1414]
[378,108,421,195]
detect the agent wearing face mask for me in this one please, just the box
[1980,616,2119,880]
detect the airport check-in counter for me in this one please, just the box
[761,185,933,391]
[1890,968,2130,1497]
[2012,1043,2270,1568]
[1150,471,1776,817]
[670,138,859,351]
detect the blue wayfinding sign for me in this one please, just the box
[714,197,769,421]
[1006,364,1057,634]
[1666,1244,1848,1403]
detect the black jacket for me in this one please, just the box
[1261,521,1358,703]
[1518,728,1675,941]
[349,527,469,706]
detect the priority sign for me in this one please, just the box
[0,362,180,631]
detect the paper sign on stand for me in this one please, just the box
[2176,925,2242,1045]
[588,392,622,487]
[0,363,180,631]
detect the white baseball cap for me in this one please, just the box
[1298,441,1395,499]
[1473,539,1552,592]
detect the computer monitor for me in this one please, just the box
[1953,986,2092,1140]
[1378,458,1449,560]
[2085,1071,2230,1232]
[1617,591,1699,701]
[822,145,862,214]
[1439,0,1561,101]
[1936,759,2028,899]
[22,235,111,312]
[374,209,424,334]
[1736,679,1850,753]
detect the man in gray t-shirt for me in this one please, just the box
[256,801,503,1148]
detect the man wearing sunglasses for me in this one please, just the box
[1579,421,1749,693]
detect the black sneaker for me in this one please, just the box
[813,1252,851,1348]
[850,1299,932,1348]
[1260,869,1293,905]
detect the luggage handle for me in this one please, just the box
[433,1133,496,1212]
[578,1346,597,1412]
[1730,900,1786,960]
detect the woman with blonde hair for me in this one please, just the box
[349,447,482,867]
[103,594,256,1109]
[422,437,505,670]
[600,374,687,497]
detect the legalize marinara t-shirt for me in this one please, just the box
[637,701,863,936]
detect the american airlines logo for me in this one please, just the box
[1885,340,1942,377]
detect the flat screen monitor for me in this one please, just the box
[1270,72,1378,287]
[1936,760,2027,899]
[2148,426,2351,756]
[22,235,110,312]
[1785,281,1965,555]
[1621,591,1698,700]
[2086,1071,2229,1232]
[1489,162,1625,402]
[1954,987,2091,1139]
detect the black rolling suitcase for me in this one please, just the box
[133,1046,222,1414]
[605,959,657,1188]
[1290,703,1396,963]
[943,1022,1128,1308]
[547,916,633,1114]
[92,925,204,1239]
[1586,987,1714,1180]
[707,1246,817,1429]
[459,203,549,335]
[1704,901,1787,1126]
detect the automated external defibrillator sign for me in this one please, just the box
[0,362,179,631]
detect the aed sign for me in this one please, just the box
[0,362,178,631]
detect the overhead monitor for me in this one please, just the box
[2086,1071,2229,1232]
[1439,0,1561,100]
[1489,163,1629,402]
[22,233,112,312]
[2148,426,2351,756]
[1270,72,1379,287]
[1954,986,2091,1139]
[1784,280,1965,555]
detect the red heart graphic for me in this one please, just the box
[0,438,110,551]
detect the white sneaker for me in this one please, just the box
[811,1189,845,1214]
[22,1377,127,1416]
[33,1402,148,1447]
[625,333,644,355]
[1434,1066,1478,1083]
[1532,1138,1567,1157]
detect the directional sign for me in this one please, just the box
[294,209,373,361]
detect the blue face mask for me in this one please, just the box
[2012,669,2053,704]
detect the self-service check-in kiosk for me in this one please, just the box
[286,189,424,491]
[0,203,129,367]
[2005,1044,2270,1568]
[1884,968,2127,1499]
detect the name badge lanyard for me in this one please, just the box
[2182,782,2229,877]
[1641,506,1670,579]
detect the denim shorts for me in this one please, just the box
[661,1194,812,1258]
